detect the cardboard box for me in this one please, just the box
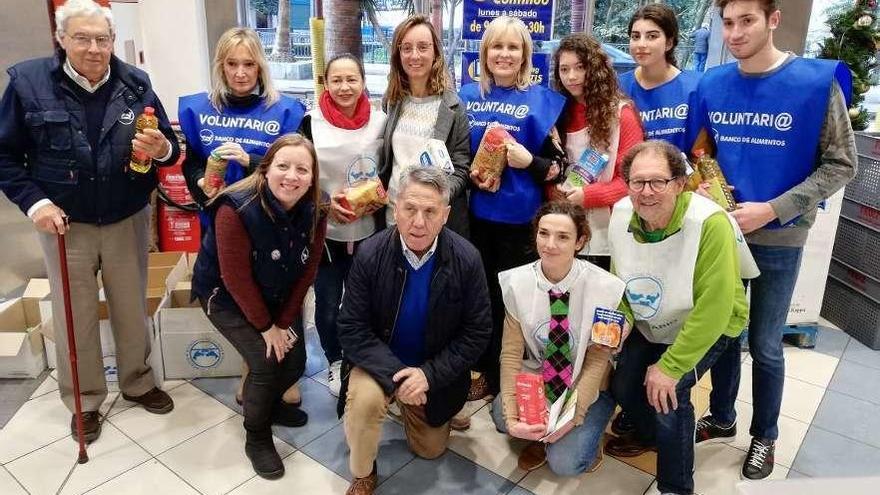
[153,288,241,379]
[786,190,844,325]
[42,317,119,381]
[0,298,47,378]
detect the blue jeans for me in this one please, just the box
[613,329,734,494]
[694,52,707,72]
[314,239,359,364]
[491,390,615,476]
[709,244,803,440]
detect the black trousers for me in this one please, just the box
[469,216,537,395]
[202,300,306,438]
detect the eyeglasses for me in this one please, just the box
[627,177,678,192]
[399,43,433,56]
[68,33,113,49]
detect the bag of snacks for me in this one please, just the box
[338,179,388,218]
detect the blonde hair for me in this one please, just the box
[479,16,533,97]
[385,15,451,107]
[210,27,279,112]
[214,134,323,240]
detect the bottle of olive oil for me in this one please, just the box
[129,107,158,174]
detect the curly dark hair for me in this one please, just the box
[628,3,680,67]
[552,33,623,151]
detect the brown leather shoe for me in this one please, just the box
[449,413,471,431]
[467,373,491,402]
[70,411,101,444]
[346,465,378,495]
[122,387,174,414]
[604,435,657,458]
[517,441,547,471]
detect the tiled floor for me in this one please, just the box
[2,323,879,495]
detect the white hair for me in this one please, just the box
[55,0,115,44]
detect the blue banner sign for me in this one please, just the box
[463,0,555,41]
[461,51,551,87]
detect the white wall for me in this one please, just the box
[111,1,145,68]
[137,0,211,119]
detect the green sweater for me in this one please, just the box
[620,192,749,379]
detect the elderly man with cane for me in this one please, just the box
[0,0,179,445]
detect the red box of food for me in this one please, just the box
[515,372,548,426]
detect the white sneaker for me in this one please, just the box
[327,360,342,397]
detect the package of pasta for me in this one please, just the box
[470,123,514,182]
[339,179,388,218]
[590,307,626,349]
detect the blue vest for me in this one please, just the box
[459,83,565,224]
[687,58,851,229]
[178,92,305,184]
[192,186,320,315]
[619,70,701,151]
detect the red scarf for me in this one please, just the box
[318,90,371,130]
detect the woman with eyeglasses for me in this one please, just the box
[551,33,644,268]
[380,15,471,236]
[618,4,700,152]
[459,16,567,401]
[605,140,756,495]
[179,27,305,210]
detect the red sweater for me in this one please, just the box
[214,203,326,331]
[564,102,644,209]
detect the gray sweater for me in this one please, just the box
[744,55,857,247]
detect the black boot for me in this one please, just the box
[245,433,284,479]
[272,400,308,427]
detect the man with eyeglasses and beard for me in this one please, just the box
[605,141,757,495]
[0,0,179,443]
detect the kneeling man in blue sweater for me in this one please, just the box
[338,166,491,495]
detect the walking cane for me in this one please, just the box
[57,222,89,464]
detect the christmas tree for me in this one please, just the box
[819,0,880,130]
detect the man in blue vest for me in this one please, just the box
[336,167,491,495]
[685,0,856,481]
[0,0,179,443]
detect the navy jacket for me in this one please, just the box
[337,226,492,426]
[193,187,324,324]
[0,53,179,224]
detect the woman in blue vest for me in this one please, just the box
[300,53,387,397]
[192,134,327,480]
[459,15,567,398]
[379,15,471,237]
[618,3,700,152]
[179,27,305,208]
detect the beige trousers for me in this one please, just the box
[344,366,451,478]
[38,206,157,413]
